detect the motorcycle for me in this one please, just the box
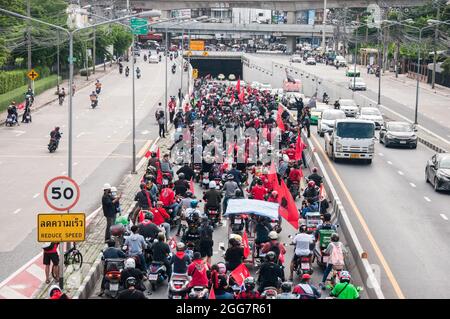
[5,114,18,127]
[201,174,210,190]
[168,273,190,299]
[91,99,98,109]
[119,66,123,74]
[172,65,176,74]
[144,54,147,62]
[103,258,125,299]
[206,207,220,228]
[193,164,202,183]
[137,72,141,79]
[162,172,172,187]
[323,96,329,104]
[158,55,162,62]
[148,261,168,291]
[261,287,278,299]
[58,95,65,106]
[125,69,129,77]
[230,214,245,234]
[96,87,101,95]
[48,137,60,153]
[313,228,335,268]
[110,224,128,248]
[22,107,32,123]
[25,94,33,108]
[188,286,209,299]
[295,255,314,278]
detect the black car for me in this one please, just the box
[379,121,417,148]
[425,153,450,192]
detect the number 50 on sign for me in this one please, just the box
[44,176,80,211]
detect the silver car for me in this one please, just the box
[358,107,384,129]
[318,109,346,137]
[339,99,359,117]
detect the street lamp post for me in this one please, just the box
[0,7,160,289]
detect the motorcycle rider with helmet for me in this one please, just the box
[187,252,209,289]
[277,282,298,299]
[49,126,62,148]
[303,180,319,202]
[174,173,190,197]
[289,224,314,281]
[138,211,160,241]
[320,233,347,290]
[261,231,286,269]
[171,242,191,274]
[119,258,145,292]
[293,274,321,299]
[257,251,283,293]
[236,277,261,299]
[330,271,360,299]
[118,277,146,299]
[307,167,323,187]
[222,174,239,218]
[48,285,69,299]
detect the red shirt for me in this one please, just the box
[289,168,303,183]
[44,243,59,254]
[187,259,209,287]
[151,207,170,225]
[251,185,267,200]
[267,196,278,203]
[159,188,175,206]
[284,148,296,161]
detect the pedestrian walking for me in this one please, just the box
[158,111,166,138]
[102,183,121,242]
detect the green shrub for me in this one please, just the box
[0,70,28,94]
[0,75,60,113]
[79,68,91,76]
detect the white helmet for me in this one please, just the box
[125,258,136,269]
[103,183,111,190]
[209,181,217,189]
[48,285,62,298]
[230,233,242,243]
[110,186,117,192]
[282,154,289,162]
[268,231,278,240]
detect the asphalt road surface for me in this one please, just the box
[0,50,188,282]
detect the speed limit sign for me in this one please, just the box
[44,176,80,211]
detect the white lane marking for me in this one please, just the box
[378,153,384,156]
[424,196,431,202]
[76,132,85,138]
[12,208,21,215]
[387,161,393,165]
[398,171,404,175]
[107,136,111,139]
[440,214,448,221]
[114,131,117,134]
[409,183,416,188]
[0,285,28,299]
[14,130,26,137]
[61,171,67,175]
[26,263,46,281]
[33,193,40,199]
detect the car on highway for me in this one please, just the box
[290,55,302,63]
[379,121,418,148]
[317,109,346,136]
[306,57,317,65]
[334,55,347,67]
[357,107,383,129]
[348,77,367,90]
[425,153,450,191]
[339,99,359,117]
[310,104,330,125]
[148,55,159,63]
[346,65,361,77]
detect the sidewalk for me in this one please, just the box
[0,63,117,125]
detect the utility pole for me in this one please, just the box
[57,31,60,87]
[322,0,327,53]
[432,5,440,89]
[93,26,96,74]
[27,0,32,89]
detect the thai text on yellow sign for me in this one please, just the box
[189,40,205,51]
[37,213,86,242]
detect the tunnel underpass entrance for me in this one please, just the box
[188,57,242,79]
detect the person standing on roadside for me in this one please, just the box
[43,242,60,284]
[168,97,176,123]
[102,183,121,241]
[158,111,166,138]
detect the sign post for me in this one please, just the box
[27,69,39,93]
[43,176,80,289]
[130,17,148,35]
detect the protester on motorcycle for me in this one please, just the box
[174,173,190,197]
[57,87,66,106]
[176,162,195,182]
[261,231,286,268]
[187,252,209,288]
[198,216,214,265]
[289,224,314,281]
[222,174,239,216]
[150,201,171,239]
[124,226,147,271]
[134,184,153,220]
[118,277,146,299]
[224,237,244,272]
[138,212,160,241]
[95,80,102,94]
[227,163,243,184]
[314,213,337,240]
[301,198,319,219]
[250,179,267,200]
[293,274,321,299]
[303,180,319,202]
[151,232,172,280]
[322,92,329,104]
[320,233,347,290]
[185,200,204,219]
[7,101,19,125]
[267,191,279,203]
[307,167,323,187]
[125,66,130,76]
[90,91,98,107]
[136,67,141,78]
[215,276,234,299]
[49,126,62,148]
[257,251,283,293]
[277,282,298,299]
[203,181,222,215]
[288,163,303,189]
[120,259,145,292]
[236,277,261,299]
[330,271,360,299]
[172,242,191,274]
[159,185,179,219]
[333,100,340,110]
[98,240,127,296]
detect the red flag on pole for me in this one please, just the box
[278,180,299,229]
[209,287,216,299]
[230,263,251,287]
[319,183,327,201]
[236,77,241,94]
[267,162,280,192]
[190,177,195,195]
[145,150,152,158]
[156,147,160,159]
[276,104,286,131]
[156,169,163,185]
[238,89,245,103]
[242,230,250,259]
[295,131,305,161]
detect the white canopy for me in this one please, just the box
[224,199,279,220]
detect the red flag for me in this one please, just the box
[230,263,251,287]
[267,162,279,192]
[319,183,327,201]
[17,102,25,110]
[156,147,160,159]
[295,131,305,161]
[209,287,216,299]
[278,180,299,229]
[145,150,152,158]
[156,169,163,185]
[276,104,285,131]
[236,77,241,94]
[242,230,250,258]
[190,177,195,194]
[238,89,245,103]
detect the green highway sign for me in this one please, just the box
[131,18,148,35]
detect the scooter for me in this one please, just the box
[323,96,329,104]
[91,99,98,109]
[295,255,314,277]
[48,137,60,153]
[125,69,129,77]
[187,286,209,299]
[119,66,123,74]
[193,164,202,183]
[137,72,141,79]
[206,207,220,228]
[172,65,176,74]
[103,258,125,299]
[96,87,101,95]
[22,107,32,123]
[5,114,18,127]
[159,55,162,62]
[148,261,168,291]
[168,273,190,299]
[144,54,147,62]
[58,95,65,106]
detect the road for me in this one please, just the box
[0,50,188,282]
[244,54,450,298]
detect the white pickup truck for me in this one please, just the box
[324,119,375,164]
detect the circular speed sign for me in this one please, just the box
[44,176,80,211]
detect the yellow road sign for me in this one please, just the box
[189,40,204,51]
[27,69,39,81]
[192,69,198,79]
[202,51,209,57]
[38,213,86,242]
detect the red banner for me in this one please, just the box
[242,230,250,259]
[278,180,299,229]
[230,263,251,287]
[295,131,305,161]
[209,287,216,299]
[190,177,195,195]
[236,77,241,94]
[276,104,285,131]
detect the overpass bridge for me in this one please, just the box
[86,0,428,11]
[152,21,335,37]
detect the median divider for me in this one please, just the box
[281,104,385,299]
